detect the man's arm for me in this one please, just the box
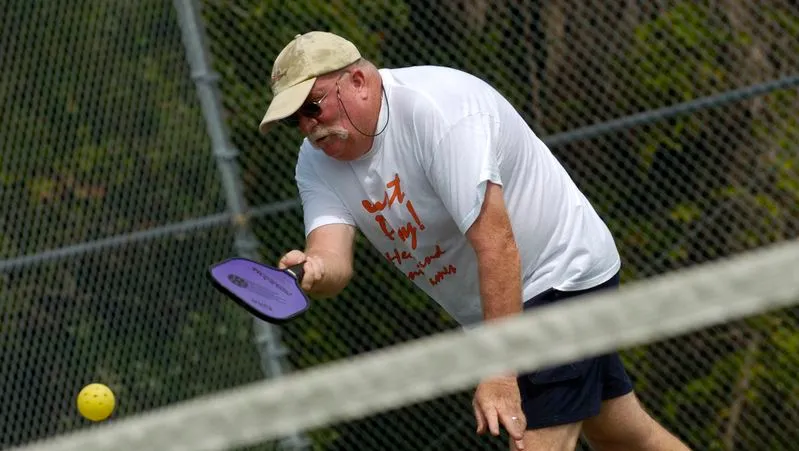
[467,181,527,449]
[465,181,523,322]
[278,223,356,298]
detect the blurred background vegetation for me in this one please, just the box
[2,1,798,450]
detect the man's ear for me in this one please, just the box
[348,68,369,98]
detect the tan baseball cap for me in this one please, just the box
[259,31,362,134]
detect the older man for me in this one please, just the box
[260,31,690,451]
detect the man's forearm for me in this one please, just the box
[477,244,523,322]
[305,248,353,298]
[476,243,523,380]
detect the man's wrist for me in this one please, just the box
[483,372,518,382]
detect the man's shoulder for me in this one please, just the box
[382,66,500,128]
[383,65,470,77]
[381,65,488,91]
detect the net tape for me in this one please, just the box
[13,239,799,451]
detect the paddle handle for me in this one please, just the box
[286,262,305,282]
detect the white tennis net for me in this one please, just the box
[12,239,799,451]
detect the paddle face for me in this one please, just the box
[207,258,309,324]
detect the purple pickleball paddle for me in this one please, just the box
[207,258,309,324]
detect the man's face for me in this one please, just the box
[288,71,368,161]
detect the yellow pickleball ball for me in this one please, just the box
[76,383,116,422]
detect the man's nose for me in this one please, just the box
[299,115,318,134]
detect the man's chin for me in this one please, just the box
[314,141,340,158]
[313,137,348,159]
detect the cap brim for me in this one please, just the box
[259,78,316,134]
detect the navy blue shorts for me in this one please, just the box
[517,271,633,429]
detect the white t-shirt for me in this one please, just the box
[295,66,620,326]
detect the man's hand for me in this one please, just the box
[278,250,324,292]
[473,375,526,450]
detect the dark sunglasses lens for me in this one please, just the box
[298,102,322,118]
[283,114,299,127]
[282,101,321,127]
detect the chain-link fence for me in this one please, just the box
[2,1,799,450]
[0,0,271,447]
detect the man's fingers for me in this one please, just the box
[486,406,501,436]
[497,412,526,450]
[473,379,524,442]
[300,258,317,291]
[278,250,306,269]
[278,251,324,291]
[500,412,526,441]
[472,401,486,434]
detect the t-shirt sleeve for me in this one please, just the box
[295,148,355,236]
[424,113,502,234]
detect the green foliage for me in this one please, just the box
[0,1,262,447]
[609,2,799,448]
[2,0,798,450]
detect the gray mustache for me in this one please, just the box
[310,127,349,143]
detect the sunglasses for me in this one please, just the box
[283,97,325,127]
[283,74,344,127]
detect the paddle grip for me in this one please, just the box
[286,262,305,282]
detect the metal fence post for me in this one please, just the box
[171,1,311,449]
